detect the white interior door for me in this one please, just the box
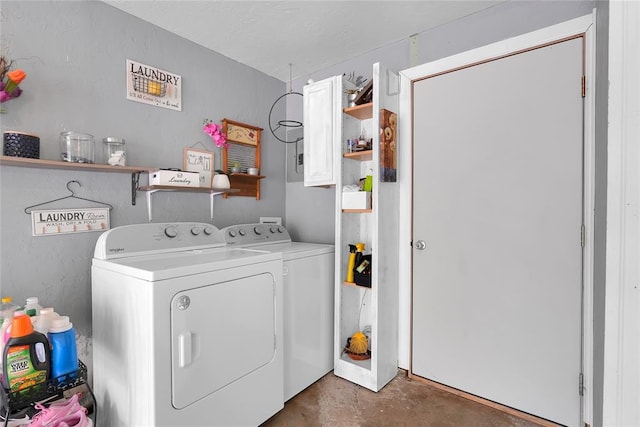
[411,38,584,426]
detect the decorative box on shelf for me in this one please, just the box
[149,169,199,188]
[342,191,371,210]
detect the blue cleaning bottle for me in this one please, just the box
[48,315,78,380]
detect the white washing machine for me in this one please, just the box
[221,223,334,401]
[91,222,284,427]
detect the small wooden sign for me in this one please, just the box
[380,109,398,182]
[31,208,110,236]
[126,59,182,111]
[225,120,261,146]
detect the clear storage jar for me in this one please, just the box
[60,132,95,163]
[103,137,126,166]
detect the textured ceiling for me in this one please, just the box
[104,1,502,82]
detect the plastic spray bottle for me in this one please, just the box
[346,245,357,283]
[346,243,365,283]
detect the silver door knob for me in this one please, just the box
[415,240,426,250]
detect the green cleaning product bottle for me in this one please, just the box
[2,313,50,392]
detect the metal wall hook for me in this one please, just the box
[66,180,82,196]
[25,180,114,214]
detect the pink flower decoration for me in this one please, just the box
[202,119,228,148]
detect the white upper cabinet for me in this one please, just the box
[303,75,343,187]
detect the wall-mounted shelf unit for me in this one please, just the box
[221,119,265,200]
[0,155,149,173]
[137,185,238,222]
[1,155,151,206]
[226,173,266,199]
[0,156,238,213]
[334,63,400,393]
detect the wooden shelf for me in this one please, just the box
[0,156,151,173]
[225,173,266,200]
[342,209,373,213]
[343,150,373,161]
[343,102,373,120]
[343,281,372,288]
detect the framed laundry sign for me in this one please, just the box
[31,208,110,236]
[126,59,182,111]
[183,147,214,188]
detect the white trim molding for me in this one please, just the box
[603,2,640,426]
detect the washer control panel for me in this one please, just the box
[94,222,225,259]
[221,223,291,246]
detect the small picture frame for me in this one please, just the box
[183,147,214,188]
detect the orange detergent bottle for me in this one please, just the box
[2,313,51,391]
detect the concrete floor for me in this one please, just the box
[262,371,542,427]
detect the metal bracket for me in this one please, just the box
[145,189,225,222]
[131,172,142,206]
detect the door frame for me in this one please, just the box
[397,12,596,425]
[604,2,640,425]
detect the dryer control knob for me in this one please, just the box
[164,226,178,238]
[203,226,214,235]
[190,227,201,236]
[254,227,262,235]
[238,229,246,236]
[278,226,285,233]
[228,230,237,238]
[270,227,278,233]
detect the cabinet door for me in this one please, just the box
[303,76,340,186]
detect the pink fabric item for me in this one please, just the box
[29,394,90,427]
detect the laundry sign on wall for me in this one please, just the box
[126,59,182,111]
[31,208,110,236]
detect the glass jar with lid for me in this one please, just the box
[103,137,126,166]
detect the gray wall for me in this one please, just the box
[285,1,607,425]
[0,1,285,364]
[285,0,598,242]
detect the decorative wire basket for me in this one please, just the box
[1,360,88,412]
[133,75,166,97]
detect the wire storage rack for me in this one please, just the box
[1,360,95,427]
[133,75,166,97]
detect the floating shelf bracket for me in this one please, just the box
[144,189,226,222]
[131,172,142,206]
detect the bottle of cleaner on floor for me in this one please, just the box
[0,297,19,381]
[34,307,57,334]
[2,313,51,391]
[48,315,78,380]
[23,297,43,317]
[0,297,19,343]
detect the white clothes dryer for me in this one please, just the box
[91,222,283,427]
[221,223,334,401]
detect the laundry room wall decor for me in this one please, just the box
[126,59,182,111]
[31,208,110,236]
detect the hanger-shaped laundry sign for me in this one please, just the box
[25,180,112,236]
